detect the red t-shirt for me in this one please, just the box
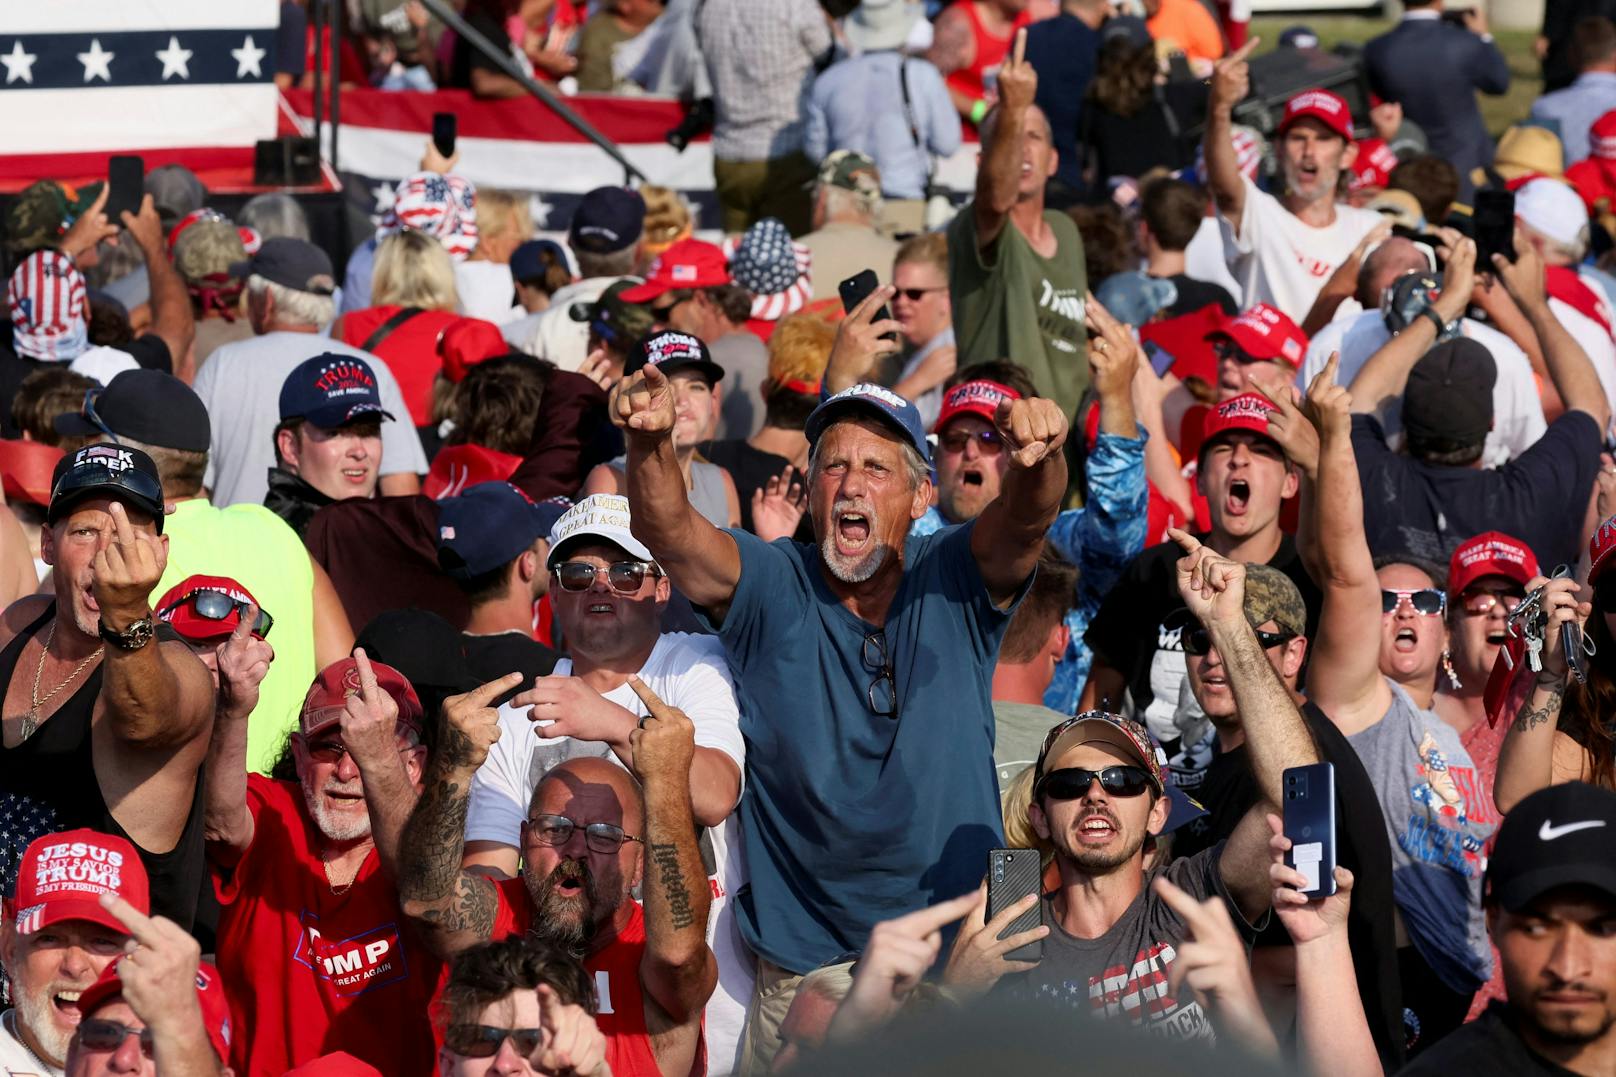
[492,878,700,1077]
[213,776,445,1077]
[335,306,463,426]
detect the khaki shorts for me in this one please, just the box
[713,154,816,237]
[736,957,805,1075]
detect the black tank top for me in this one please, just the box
[0,603,207,930]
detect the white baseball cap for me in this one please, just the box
[1515,177,1589,249]
[545,493,654,568]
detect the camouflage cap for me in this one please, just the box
[5,180,102,256]
[1243,564,1306,639]
[813,150,883,214]
[173,218,247,285]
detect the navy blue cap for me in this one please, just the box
[624,329,725,385]
[228,237,335,295]
[436,483,570,581]
[278,353,396,428]
[1278,24,1319,48]
[804,383,931,464]
[569,187,645,255]
[511,238,567,285]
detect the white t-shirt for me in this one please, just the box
[465,632,753,1075]
[454,261,524,326]
[1183,216,1243,309]
[519,277,621,373]
[1299,310,1548,468]
[1219,175,1382,323]
[0,1009,61,1076]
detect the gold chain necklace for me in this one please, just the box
[18,624,103,741]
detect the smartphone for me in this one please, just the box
[432,111,457,160]
[986,848,1044,962]
[1282,762,1338,899]
[1474,188,1518,266]
[1143,340,1176,378]
[838,269,896,340]
[105,155,144,221]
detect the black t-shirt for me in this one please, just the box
[449,11,514,88]
[1172,701,1405,1068]
[0,330,171,438]
[1353,411,1602,571]
[1160,274,1237,319]
[461,630,560,700]
[1083,534,1322,785]
[697,438,809,539]
[1397,1001,1581,1076]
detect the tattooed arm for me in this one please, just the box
[1495,576,1594,814]
[397,673,523,958]
[626,678,718,1026]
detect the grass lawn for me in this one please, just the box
[1247,15,1542,136]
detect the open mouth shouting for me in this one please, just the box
[1393,625,1420,653]
[1224,478,1251,517]
[833,503,875,559]
[1075,809,1121,846]
[51,986,84,1026]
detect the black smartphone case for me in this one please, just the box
[987,848,1044,962]
[1283,762,1338,899]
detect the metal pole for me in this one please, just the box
[329,0,342,175]
[414,0,648,185]
[311,0,326,154]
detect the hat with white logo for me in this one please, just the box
[546,493,654,569]
[1486,782,1616,911]
[805,383,932,464]
[5,828,149,937]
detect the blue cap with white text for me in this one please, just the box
[804,383,931,464]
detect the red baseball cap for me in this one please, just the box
[300,656,424,738]
[77,959,233,1063]
[6,829,149,937]
[1349,138,1399,192]
[1139,303,1225,386]
[438,318,508,383]
[1448,531,1539,596]
[1206,303,1308,368]
[1198,392,1280,459]
[156,574,265,641]
[1592,513,1616,585]
[1279,88,1354,143]
[1593,111,1616,162]
[932,378,1020,434]
[618,238,730,304]
[0,437,63,506]
[285,1053,386,1076]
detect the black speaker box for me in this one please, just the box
[254,137,321,187]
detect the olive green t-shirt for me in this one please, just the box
[947,205,1089,419]
[575,13,640,92]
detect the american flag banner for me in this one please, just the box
[0,0,280,181]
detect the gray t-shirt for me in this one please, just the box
[1348,680,1497,993]
[1005,844,1257,1042]
[992,699,1065,794]
[710,331,770,440]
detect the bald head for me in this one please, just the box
[530,756,644,824]
[1357,237,1431,307]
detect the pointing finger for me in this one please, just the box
[458,671,524,709]
[885,889,983,939]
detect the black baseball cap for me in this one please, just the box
[1486,782,1616,911]
[48,443,165,532]
[623,329,725,385]
[279,353,395,428]
[54,370,211,452]
[1403,338,1496,446]
[568,187,645,255]
[228,237,335,296]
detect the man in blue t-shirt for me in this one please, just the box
[611,327,1071,1072]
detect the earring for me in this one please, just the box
[1442,649,1461,691]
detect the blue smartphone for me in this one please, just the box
[1283,762,1337,898]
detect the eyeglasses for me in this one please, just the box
[894,286,947,302]
[862,631,897,718]
[553,560,662,594]
[77,1018,155,1056]
[158,588,273,637]
[525,813,644,853]
[1460,590,1524,616]
[79,387,119,443]
[938,428,1003,455]
[445,1024,543,1058]
[1037,765,1155,801]
[1182,624,1295,656]
[1382,588,1446,617]
[301,735,418,764]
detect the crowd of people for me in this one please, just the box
[10,0,1616,1075]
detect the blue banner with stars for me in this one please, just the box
[0,30,273,89]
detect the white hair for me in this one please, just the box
[248,273,336,330]
[1520,220,1589,266]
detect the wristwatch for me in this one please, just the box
[99,614,156,651]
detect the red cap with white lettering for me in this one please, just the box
[1279,88,1355,143]
[6,828,149,936]
[1591,513,1616,585]
[77,959,233,1063]
[1206,303,1309,368]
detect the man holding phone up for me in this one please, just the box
[942,530,1320,1044]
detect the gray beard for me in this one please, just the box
[820,534,889,584]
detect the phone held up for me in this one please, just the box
[1282,762,1338,899]
[838,269,898,343]
[1474,188,1517,267]
[432,111,458,161]
[104,155,145,222]
[987,847,1044,962]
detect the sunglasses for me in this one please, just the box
[1460,590,1524,616]
[526,813,644,853]
[1211,340,1273,365]
[1037,765,1155,800]
[1382,588,1446,617]
[78,1018,154,1056]
[651,290,694,318]
[862,631,897,718]
[51,460,164,516]
[79,387,119,443]
[1182,624,1295,656]
[938,428,1003,455]
[553,560,662,594]
[159,588,273,637]
[445,1024,543,1058]
[302,734,418,765]
[894,286,947,302]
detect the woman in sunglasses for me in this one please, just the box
[1493,517,1616,813]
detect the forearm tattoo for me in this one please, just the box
[398,761,495,939]
[1517,681,1567,732]
[649,842,696,930]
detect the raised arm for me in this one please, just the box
[971,29,1033,253]
[614,363,742,617]
[339,649,423,880]
[627,678,718,1025]
[1493,235,1612,433]
[1203,39,1260,237]
[1168,529,1319,922]
[1348,235,1476,421]
[397,673,523,958]
[1494,575,1593,812]
[202,608,275,862]
[1302,355,1390,734]
[971,395,1068,607]
[124,195,195,379]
